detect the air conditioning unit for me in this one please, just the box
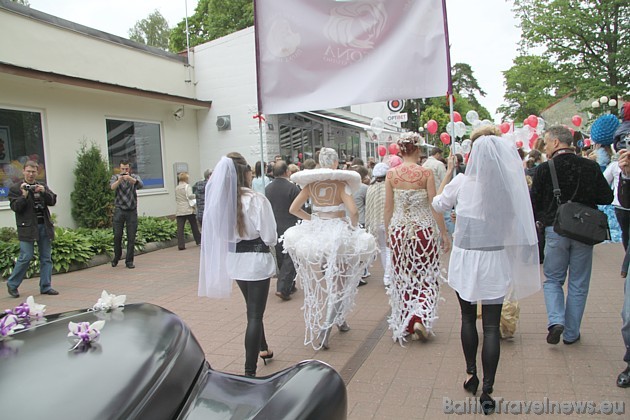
[216,115,231,131]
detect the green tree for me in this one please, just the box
[71,141,114,229]
[497,55,573,121]
[419,105,450,151]
[129,10,171,51]
[512,0,629,108]
[170,0,254,52]
[11,0,30,5]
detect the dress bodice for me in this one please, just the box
[391,189,434,228]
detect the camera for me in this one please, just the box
[23,183,37,191]
[120,172,129,177]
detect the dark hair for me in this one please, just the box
[227,152,251,237]
[273,161,288,177]
[255,161,265,178]
[351,157,364,166]
[119,160,130,166]
[23,160,39,169]
[545,126,573,146]
[303,158,317,169]
[350,165,369,180]
[429,147,442,156]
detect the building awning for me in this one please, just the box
[303,110,401,135]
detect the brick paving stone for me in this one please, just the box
[2,242,630,419]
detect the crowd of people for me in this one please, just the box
[6,106,630,414]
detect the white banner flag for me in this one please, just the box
[254,0,450,114]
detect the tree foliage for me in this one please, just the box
[510,0,629,108]
[71,142,114,229]
[129,10,171,51]
[10,0,30,5]
[497,55,574,121]
[170,0,254,52]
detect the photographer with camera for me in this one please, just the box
[110,160,143,269]
[7,160,58,298]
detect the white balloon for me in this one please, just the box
[417,136,425,146]
[466,110,480,124]
[446,121,455,137]
[480,119,493,127]
[370,117,384,136]
[461,139,472,154]
[537,117,545,131]
[455,121,467,138]
[592,101,600,108]
[600,96,608,104]
[418,127,425,132]
[609,99,618,107]
[452,142,463,155]
[472,120,482,130]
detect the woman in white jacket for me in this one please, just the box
[175,172,201,250]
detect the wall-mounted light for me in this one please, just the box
[173,107,184,120]
[217,115,231,131]
[267,122,274,131]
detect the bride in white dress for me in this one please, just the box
[283,148,377,350]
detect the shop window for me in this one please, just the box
[106,119,164,189]
[0,108,46,202]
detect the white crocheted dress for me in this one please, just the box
[387,189,443,343]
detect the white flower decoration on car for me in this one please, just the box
[67,320,105,350]
[91,290,126,312]
[0,314,24,338]
[24,296,46,319]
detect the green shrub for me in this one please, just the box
[78,228,115,256]
[0,227,17,242]
[0,240,20,278]
[137,216,177,243]
[51,227,95,272]
[71,141,115,228]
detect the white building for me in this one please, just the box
[0,1,401,229]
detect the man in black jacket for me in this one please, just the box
[531,126,613,345]
[265,162,300,300]
[7,160,58,297]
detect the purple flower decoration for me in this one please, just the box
[0,314,22,338]
[67,320,105,351]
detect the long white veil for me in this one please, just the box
[454,135,541,299]
[198,157,237,298]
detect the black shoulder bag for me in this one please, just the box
[548,158,610,245]
[618,172,630,209]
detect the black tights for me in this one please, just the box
[457,293,503,394]
[236,279,270,376]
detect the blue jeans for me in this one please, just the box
[622,272,630,363]
[7,224,53,292]
[543,227,593,342]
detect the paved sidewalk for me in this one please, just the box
[2,243,629,419]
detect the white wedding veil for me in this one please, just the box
[198,156,237,298]
[454,135,541,299]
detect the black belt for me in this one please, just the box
[235,237,270,253]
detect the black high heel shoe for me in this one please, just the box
[479,392,496,415]
[259,350,274,366]
[463,374,479,396]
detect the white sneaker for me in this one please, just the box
[362,271,371,278]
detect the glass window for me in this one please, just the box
[106,119,164,189]
[0,108,46,202]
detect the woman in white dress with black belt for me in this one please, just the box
[432,129,540,414]
[283,148,377,350]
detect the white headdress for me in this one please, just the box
[198,156,237,298]
[454,135,540,299]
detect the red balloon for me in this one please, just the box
[453,111,462,122]
[440,132,451,145]
[529,133,539,149]
[377,145,387,157]
[298,153,303,159]
[584,138,592,147]
[528,115,538,128]
[516,140,524,148]
[499,122,511,134]
[571,115,582,127]
[523,119,529,126]
[388,143,399,155]
[569,128,575,135]
[427,120,438,134]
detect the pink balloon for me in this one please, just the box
[516,140,524,148]
[569,128,575,135]
[377,145,387,157]
[440,132,451,145]
[584,138,592,147]
[528,115,538,128]
[571,115,582,127]
[453,111,462,122]
[388,143,399,155]
[499,122,511,134]
[389,155,403,168]
[529,133,539,149]
[427,120,438,134]
[523,119,529,126]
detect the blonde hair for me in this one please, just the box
[319,147,339,169]
[177,172,189,183]
[470,125,501,142]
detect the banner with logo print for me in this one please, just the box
[254,0,451,114]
